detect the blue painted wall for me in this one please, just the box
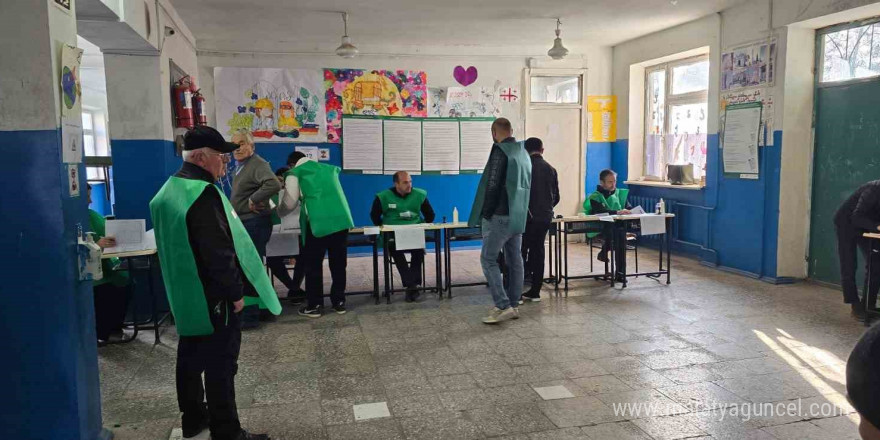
[0,130,103,440]
[585,142,611,194]
[89,182,110,216]
[604,132,783,281]
[112,140,481,229]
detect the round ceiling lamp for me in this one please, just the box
[335,12,359,58]
[547,18,569,60]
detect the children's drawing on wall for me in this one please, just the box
[721,39,776,91]
[324,69,427,142]
[428,88,449,118]
[214,67,325,142]
[721,87,774,146]
[60,44,84,118]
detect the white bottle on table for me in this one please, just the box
[659,198,666,215]
[453,207,459,224]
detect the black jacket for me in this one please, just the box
[176,162,246,306]
[481,137,517,219]
[589,185,632,215]
[370,188,436,226]
[527,153,560,223]
[834,180,880,232]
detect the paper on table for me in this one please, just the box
[342,117,383,171]
[423,120,460,171]
[384,119,422,172]
[362,227,380,236]
[143,229,156,250]
[104,219,146,253]
[640,215,666,236]
[394,228,426,251]
[460,120,494,170]
[630,205,646,215]
[598,216,614,222]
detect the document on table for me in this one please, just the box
[362,227,380,236]
[598,216,614,222]
[639,215,666,236]
[459,120,494,171]
[342,117,383,172]
[104,219,146,252]
[383,119,422,172]
[422,120,460,172]
[631,206,646,215]
[143,229,156,250]
[393,227,426,251]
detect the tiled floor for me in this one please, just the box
[100,244,867,440]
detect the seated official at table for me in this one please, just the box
[584,169,631,281]
[88,184,131,343]
[370,171,436,302]
[834,179,880,320]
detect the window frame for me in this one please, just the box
[643,54,709,180]
[81,109,111,186]
[528,74,583,107]
[817,16,880,87]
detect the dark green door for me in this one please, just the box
[809,79,880,285]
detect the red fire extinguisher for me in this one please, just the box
[173,76,194,129]
[192,88,207,126]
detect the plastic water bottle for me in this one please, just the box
[452,207,459,224]
[659,198,666,215]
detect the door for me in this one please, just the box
[525,69,586,216]
[809,19,880,285]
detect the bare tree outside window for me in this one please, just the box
[823,23,880,82]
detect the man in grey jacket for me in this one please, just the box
[230,130,281,327]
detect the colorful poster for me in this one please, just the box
[214,67,325,142]
[720,87,774,146]
[587,96,617,142]
[324,69,427,143]
[721,39,776,91]
[428,87,448,117]
[60,44,83,118]
[446,86,502,118]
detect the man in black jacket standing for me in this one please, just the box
[520,138,559,302]
[834,179,880,320]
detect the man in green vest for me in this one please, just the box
[280,151,354,318]
[370,171,436,302]
[468,118,532,324]
[584,169,632,281]
[150,126,279,440]
[87,184,131,343]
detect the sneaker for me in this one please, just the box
[482,307,515,324]
[522,292,541,302]
[511,308,520,320]
[405,287,420,303]
[298,305,322,319]
[287,289,306,304]
[333,304,347,315]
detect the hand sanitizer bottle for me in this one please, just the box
[453,207,459,224]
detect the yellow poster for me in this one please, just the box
[587,96,617,142]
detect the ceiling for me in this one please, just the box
[170,0,747,55]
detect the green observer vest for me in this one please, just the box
[88,209,130,287]
[583,188,629,215]
[286,161,354,238]
[468,141,532,234]
[149,177,282,336]
[377,188,427,225]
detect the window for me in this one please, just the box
[82,110,111,183]
[530,75,580,104]
[820,19,880,83]
[644,55,709,181]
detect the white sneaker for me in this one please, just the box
[482,307,516,324]
[511,308,520,320]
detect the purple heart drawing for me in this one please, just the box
[453,66,478,86]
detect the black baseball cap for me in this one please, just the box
[183,126,240,153]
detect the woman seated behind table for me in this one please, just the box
[88,184,132,343]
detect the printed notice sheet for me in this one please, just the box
[459,120,494,171]
[342,117,383,172]
[422,120,460,172]
[722,104,761,175]
[383,119,422,172]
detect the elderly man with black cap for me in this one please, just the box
[150,126,280,440]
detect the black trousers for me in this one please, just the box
[93,282,131,340]
[600,224,627,276]
[521,220,551,294]
[266,255,305,292]
[391,246,424,288]
[241,216,273,258]
[303,226,348,308]
[836,223,880,304]
[177,307,242,440]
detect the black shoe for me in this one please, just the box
[298,305,322,319]
[852,303,867,320]
[182,411,209,438]
[405,287,421,302]
[287,289,306,304]
[231,430,271,440]
[240,305,261,329]
[522,292,541,302]
[597,251,609,263]
[615,274,626,283]
[258,309,276,322]
[333,303,347,315]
